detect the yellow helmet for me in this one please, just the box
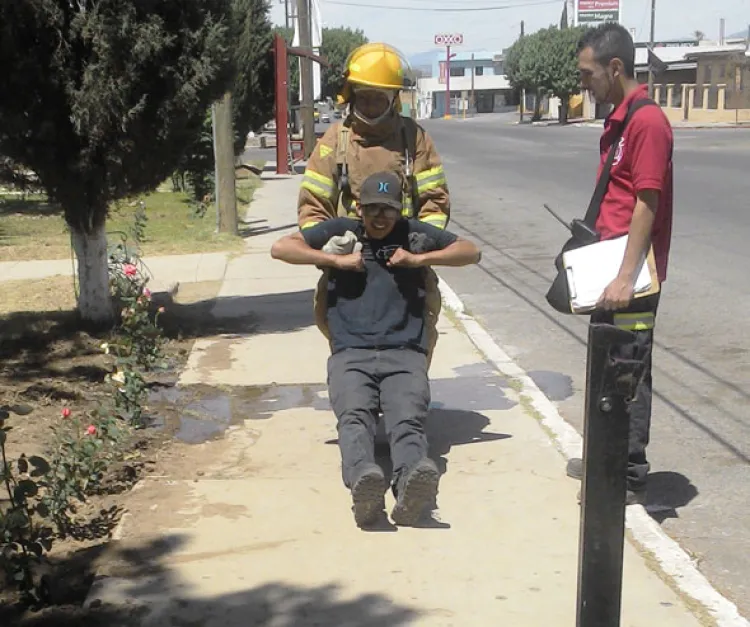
[337,43,413,105]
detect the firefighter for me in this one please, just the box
[297,42,451,365]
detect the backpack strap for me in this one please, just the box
[334,121,355,217]
[400,117,420,219]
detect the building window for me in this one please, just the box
[475,66,484,76]
[449,67,464,77]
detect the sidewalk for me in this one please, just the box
[0,252,229,292]
[83,173,704,626]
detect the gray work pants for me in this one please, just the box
[327,347,430,489]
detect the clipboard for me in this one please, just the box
[561,236,661,314]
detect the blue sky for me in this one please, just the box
[268,0,749,58]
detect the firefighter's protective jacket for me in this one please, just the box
[297,112,450,231]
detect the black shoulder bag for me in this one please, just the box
[545,98,658,314]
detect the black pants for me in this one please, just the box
[590,293,659,491]
[327,347,430,490]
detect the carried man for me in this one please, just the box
[273,171,481,528]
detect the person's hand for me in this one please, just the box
[334,251,365,272]
[597,275,635,311]
[387,248,423,268]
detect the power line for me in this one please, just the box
[321,0,559,11]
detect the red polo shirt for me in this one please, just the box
[595,84,674,282]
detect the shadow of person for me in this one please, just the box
[643,471,699,524]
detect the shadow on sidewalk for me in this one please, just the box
[644,471,699,524]
[161,289,316,339]
[0,533,420,626]
[238,218,297,239]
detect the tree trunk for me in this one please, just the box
[560,98,569,125]
[70,223,114,326]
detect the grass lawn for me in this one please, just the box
[0,173,263,262]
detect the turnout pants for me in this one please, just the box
[327,347,431,490]
[590,293,660,491]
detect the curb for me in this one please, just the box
[436,276,750,627]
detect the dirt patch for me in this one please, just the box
[0,279,227,625]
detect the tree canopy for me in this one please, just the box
[504,25,588,123]
[0,0,234,232]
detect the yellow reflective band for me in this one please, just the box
[300,221,320,230]
[420,214,448,229]
[319,145,333,158]
[301,170,336,200]
[613,312,655,331]
[415,166,445,181]
[416,168,448,194]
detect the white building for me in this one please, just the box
[416,51,515,119]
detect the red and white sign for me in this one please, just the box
[434,33,463,46]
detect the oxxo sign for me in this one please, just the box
[434,33,463,46]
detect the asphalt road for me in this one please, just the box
[424,114,750,616]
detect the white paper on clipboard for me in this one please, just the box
[561,235,653,312]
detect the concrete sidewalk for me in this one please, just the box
[0,252,230,292]
[84,173,704,626]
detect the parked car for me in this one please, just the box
[321,113,330,123]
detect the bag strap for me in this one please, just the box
[582,98,658,229]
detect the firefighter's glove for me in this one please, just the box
[322,230,362,255]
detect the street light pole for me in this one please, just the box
[647,0,656,98]
[445,45,452,119]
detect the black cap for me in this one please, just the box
[359,171,402,211]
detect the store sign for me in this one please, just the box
[434,33,463,46]
[576,0,620,25]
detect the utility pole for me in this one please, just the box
[520,20,526,123]
[647,0,656,98]
[470,52,476,115]
[212,92,237,235]
[297,0,315,158]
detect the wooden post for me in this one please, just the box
[297,0,315,159]
[212,92,237,235]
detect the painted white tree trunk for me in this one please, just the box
[71,223,114,325]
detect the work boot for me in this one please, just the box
[391,458,440,527]
[569,458,647,506]
[350,464,386,528]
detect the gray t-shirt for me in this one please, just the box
[302,218,458,354]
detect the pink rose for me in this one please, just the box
[123,264,137,278]
[143,288,152,298]
[61,408,71,418]
[86,425,97,436]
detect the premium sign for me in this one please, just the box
[576,0,620,25]
[434,33,463,46]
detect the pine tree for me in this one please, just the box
[0,1,234,324]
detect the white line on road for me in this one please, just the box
[437,276,750,627]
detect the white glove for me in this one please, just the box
[322,230,362,255]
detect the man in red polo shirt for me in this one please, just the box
[565,23,674,505]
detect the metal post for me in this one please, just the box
[274,34,290,175]
[576,323,648,627]
[647,0,656,98]
[297,0,315,158]
[470,52,475,116]
[445,45,452,119]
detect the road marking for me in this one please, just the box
[437,276,750,627]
